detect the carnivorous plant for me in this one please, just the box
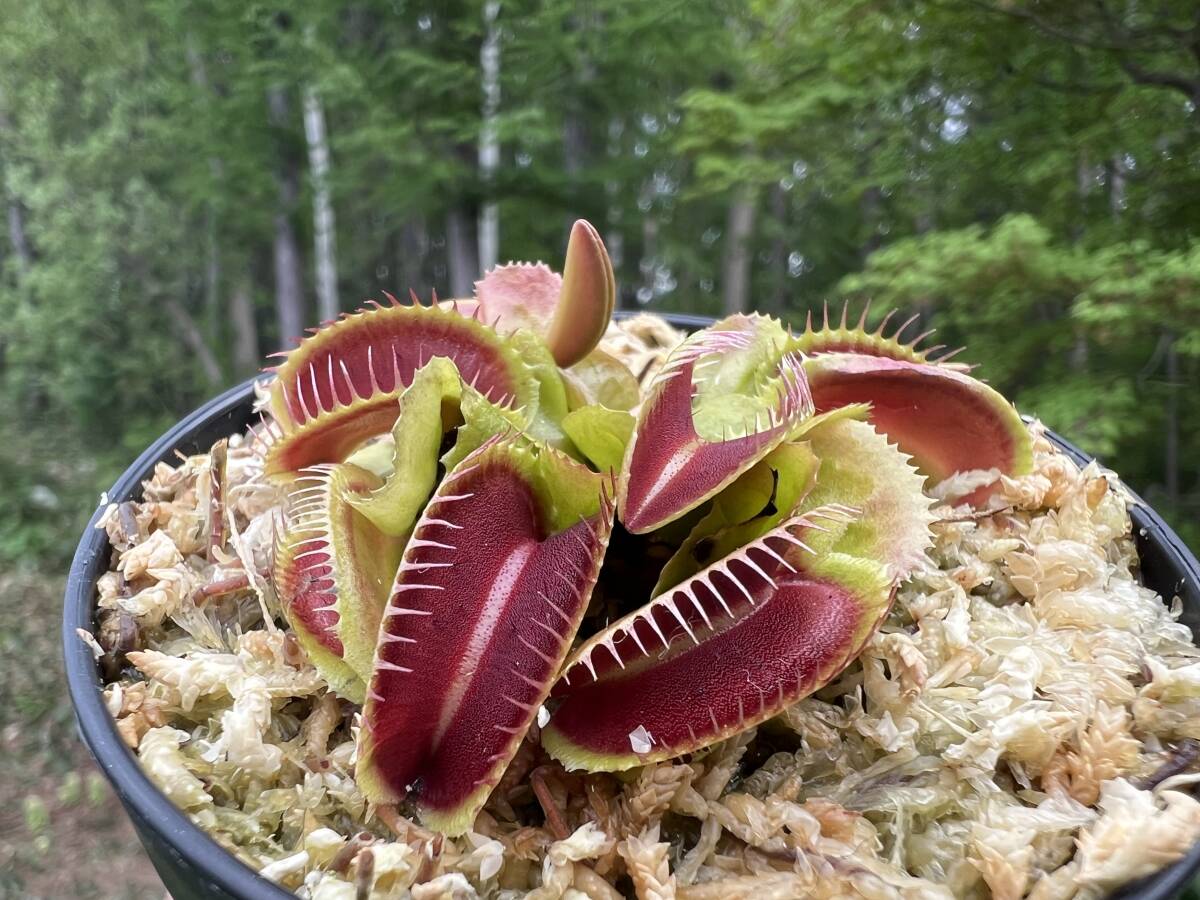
[263,220,1031,835]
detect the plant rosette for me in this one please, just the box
[89,222,1200,899]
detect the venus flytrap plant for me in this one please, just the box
[795,303,1034,501]
[543,413,937,769]
[356,434,616,834]
[260,300,538,475]
[273,463,404,704]
[472,219,616,369]
[262,220,1034,836]
[342,356,529,537]
[616,314,814,535]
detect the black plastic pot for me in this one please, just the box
[64,313,1200,900]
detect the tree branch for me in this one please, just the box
[166,299,224,387]
[1029,74,1125,95]
[1091,0,1200,102]
[1116,56,1200,99]
[954,0,1127,51]
[950,0,1200,105]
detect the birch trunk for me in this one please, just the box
[202,212,221,339]
[562,3,596,232]
[721,186,757,315]
[1069,153,1092,371]
[268,85,306,344]
[477,0,501,272]
[564,111,588,184]
[446,207,478,299]
[303,85,339,321]
[1109,154,1128,218]
[273,204,305,343]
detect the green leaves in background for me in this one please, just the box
[1,0,1198,567]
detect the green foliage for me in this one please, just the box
[57,772,83,807]
[0,0,1197,566]
[840,216,1082,389]
[22,795,49,835]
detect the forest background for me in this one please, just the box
[0,2,1197,895]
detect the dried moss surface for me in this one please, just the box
[88,314,1200,900]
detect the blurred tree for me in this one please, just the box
[0,0,1197,564]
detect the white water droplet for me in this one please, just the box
[537,705,550,728]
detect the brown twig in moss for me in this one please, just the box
[117,502,141,545]
[374,804,438,846]
[414,834,443,884]
[486,725,545,822]
[282,631,306,668]
[354,847,374,900]
[329,832,376,875]
[196,573,251,602]
[1139,739,1200,790]
[531,765,571,840]
[98,610,141,681]
[301,692,341,762]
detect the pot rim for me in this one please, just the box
[62,312,1200,900]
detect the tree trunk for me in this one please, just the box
[477,0,501,272]
[398,216,430,297]
[4,194,31,277]
[303,85,339,321]
[1165,330,1179,509]
[202,211,221,340]
[1067,152,1094,371]
[186,35,224,344]
[1073,153,1091,243]
[273,206,305,343]
[721,186,757,315]
[639,208,657,305]
[229,276,259,379]
[562,3,597,233]
[268,85,306,344]
[1108,154,1128,219]
[564,111,588,184]
[167,299,224,387]
[858,185,883,263]
[446,207,478,299]
[0,95,32,277]
[562,105,590,236]
[604,117,625,286]
[767,182,787,314]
